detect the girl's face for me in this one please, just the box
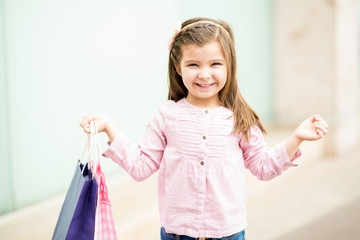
[176,41,227,108]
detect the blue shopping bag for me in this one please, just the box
[52,161,98,240]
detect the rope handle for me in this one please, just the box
[80,121,103,175]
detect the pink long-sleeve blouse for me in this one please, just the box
[102,98,301,238]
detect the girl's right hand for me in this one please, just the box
[79,115,111,134]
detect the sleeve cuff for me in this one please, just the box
[102,132,127,160]
[282,141,302,167]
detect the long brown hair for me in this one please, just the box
[168,17,266,141]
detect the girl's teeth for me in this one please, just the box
[199,83,212,87]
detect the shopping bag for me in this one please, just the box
[52,129,99,240]
[94,172,117,240]
[52,161,98,240]
[89,121,117,240]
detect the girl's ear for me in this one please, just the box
[175,64,182,76]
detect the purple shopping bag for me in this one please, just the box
[52,161,98,240]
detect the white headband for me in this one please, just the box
[180,20,230,36]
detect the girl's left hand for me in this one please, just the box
[294,115,328,141]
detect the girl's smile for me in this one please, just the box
[176,41,227,108]
[195,82,216,88]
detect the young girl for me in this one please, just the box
[80,17,328,240]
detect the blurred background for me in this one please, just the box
[0,0,359,239]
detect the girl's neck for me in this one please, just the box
[185,96,221,109]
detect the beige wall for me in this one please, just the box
[274,0,360,155]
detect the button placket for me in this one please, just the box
[200,110,211,167]
[194,109,211,231]
[204,109,211,138]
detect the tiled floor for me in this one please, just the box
[0,127,359,240]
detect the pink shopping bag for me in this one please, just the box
[89,121,117,240]
[94,164,117,240]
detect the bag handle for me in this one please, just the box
[89,121,103,172]
[80,137,90,165]
[79,121,103,174]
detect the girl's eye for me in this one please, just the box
[212,62,222,66]
[187,63,198,67]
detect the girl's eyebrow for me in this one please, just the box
[211,59,225,62]
[183,58,225,64]
[183,60,197,64]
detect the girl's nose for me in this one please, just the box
[198,69,211,80]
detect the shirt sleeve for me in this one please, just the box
[239,126,301,181]
[102,110,167,182]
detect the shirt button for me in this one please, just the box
[200,161,204,165]
[203,136,207,139]
[205,110,209,114]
